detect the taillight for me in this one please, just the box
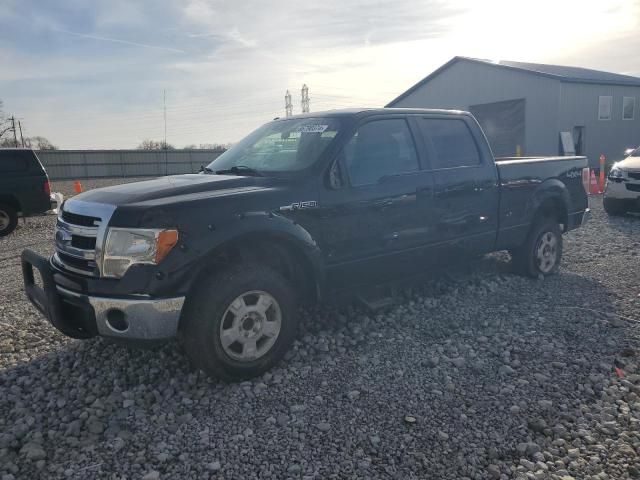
[44,180,51,195]
[581,168,590,194]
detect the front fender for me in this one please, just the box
[168,211,326,299]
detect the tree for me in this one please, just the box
[25,136,58,150]
[182,143,230,151]
[137,139,175,150]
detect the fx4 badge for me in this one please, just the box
[279,201,317,211]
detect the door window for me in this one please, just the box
[418,118,481,169]
[0,154,28,172]
[343,119,419,186]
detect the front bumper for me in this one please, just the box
[21,249,184,341]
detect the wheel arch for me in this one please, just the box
[530,179,570,231]
[184,217,325,309]
[0,194,21,212]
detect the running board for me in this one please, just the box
[356,284,397,312]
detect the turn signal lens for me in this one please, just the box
[156,229,179,263]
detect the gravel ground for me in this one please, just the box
[0,180,639,480]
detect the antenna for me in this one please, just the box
[301,84,310,113]
[163,89,167,149]
[285,90,293,117]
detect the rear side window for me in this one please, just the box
[418,118,481,169]
[0,153,29,172]
[343,119,419,186]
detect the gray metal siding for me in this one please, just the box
[36,150,223,180]
[558,82,640,166]
[390,60,561,156]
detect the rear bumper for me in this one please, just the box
[21,249,184,341]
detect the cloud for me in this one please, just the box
[0,0,638,149]
[52,28,186,54]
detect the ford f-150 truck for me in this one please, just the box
[22,108,590,380]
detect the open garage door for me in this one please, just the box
[469,99,525,157]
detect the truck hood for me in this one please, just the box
[618,156,640,171]
[69,174,271,206]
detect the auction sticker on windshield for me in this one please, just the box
[293,124,329,133]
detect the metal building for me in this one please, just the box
[387,56,640,166]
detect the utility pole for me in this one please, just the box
[301,84,310,113]
[285,90,293,117]
[163,90,168,176]
[10,116,18,147]
[18,121,25,147]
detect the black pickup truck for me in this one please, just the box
[0,149,52,236]
[22,108,589,379]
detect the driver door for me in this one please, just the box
[317,117,435,288]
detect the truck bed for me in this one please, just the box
[494,155,588,249]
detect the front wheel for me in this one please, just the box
[512,217,563,278]
[180,264,298,381]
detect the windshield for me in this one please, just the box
[207,117,342,174]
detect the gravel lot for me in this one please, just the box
[0,179,639,480]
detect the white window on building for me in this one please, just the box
[623,96,635,120]
[598,96,612,120]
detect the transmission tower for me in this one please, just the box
[301,84,310,113]
[285,90,293,117]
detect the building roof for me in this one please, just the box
[387,56,640,106]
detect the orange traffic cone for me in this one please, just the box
[589,171,600,195]
[74,181,83,194]
[598,154,606,192]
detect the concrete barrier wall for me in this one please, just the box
[36,149,224,180]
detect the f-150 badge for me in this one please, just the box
[279,201,317,211]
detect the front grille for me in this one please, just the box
[628,171,640,181]
[61,210,101,227]
[55,204,106,276]
[626,183,640,192]
[71,235,96,250]
[57,252,96,272]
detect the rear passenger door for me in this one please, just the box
[414,116,499,255]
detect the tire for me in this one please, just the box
[0,204,18,237]
[603,197,626,216]
[512,217,563,278]
[180,264,298,381]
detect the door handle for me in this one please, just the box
[374,199,395,210]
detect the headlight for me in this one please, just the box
[608,166,625,180]
[103,228,178,278]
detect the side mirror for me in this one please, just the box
[624,148,635,157]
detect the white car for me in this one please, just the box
[603,147,640,215]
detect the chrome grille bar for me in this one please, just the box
[53,199,116,277]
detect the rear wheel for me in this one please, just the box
[512,217,563,278]
[180,264,298,381]
[0,204,18,237]
[603,197,626,216]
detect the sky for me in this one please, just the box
[0,0,639,149]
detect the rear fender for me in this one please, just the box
[528,179,570,229]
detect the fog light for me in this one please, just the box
[105,309,129,332]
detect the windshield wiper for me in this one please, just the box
[215,165,262,177]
